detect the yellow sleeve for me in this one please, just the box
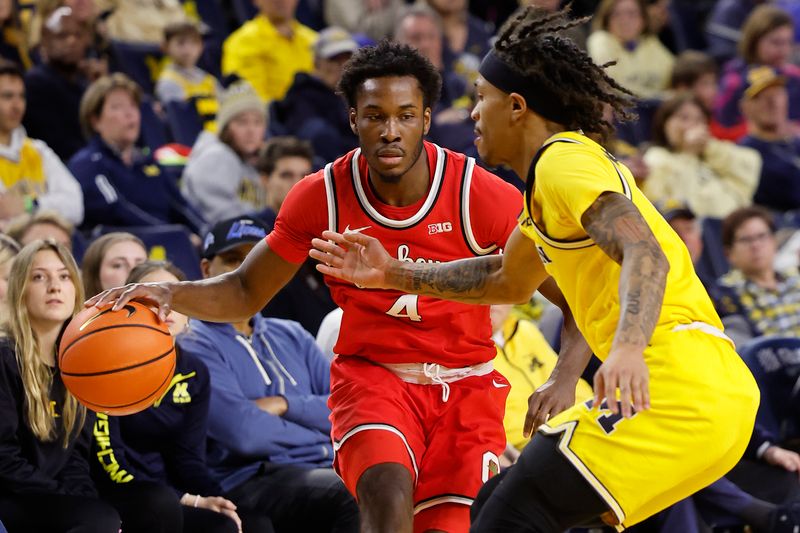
[536,145,631,238]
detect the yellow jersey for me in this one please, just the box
[519,131,721,360]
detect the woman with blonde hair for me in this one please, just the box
[0,240,120,531]
[0,233,20,306]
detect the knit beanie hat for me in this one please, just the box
[216,81,266,133]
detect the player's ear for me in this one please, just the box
[509,93,527,123]
[349,108,358,135]
[423,107,431,135]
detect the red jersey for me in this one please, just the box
[266,141,522,366]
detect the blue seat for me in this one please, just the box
[187,0,231,40]
[109,40,164,95]
[737,336,800,441]
[91,224,202,280]
[166,100,204,147]
[139,97,172,153]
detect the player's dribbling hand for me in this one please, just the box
[310,230,394,289]
[523,377,577,437]
[592,347,650,419]
[85,283,174,322]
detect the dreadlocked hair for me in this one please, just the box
[494,6,636,138]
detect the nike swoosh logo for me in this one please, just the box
[344,225,371,233]
[492,380,509,388]
[79,304,137,331]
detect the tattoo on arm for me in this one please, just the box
[581,192,669,348]
[387,255,504,303]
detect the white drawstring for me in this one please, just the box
[423,363,451,402]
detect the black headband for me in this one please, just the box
[478,50,570,125]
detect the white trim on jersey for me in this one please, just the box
[323,163,337,232]
[413,495,474,514]
[350,145,446,228]
[460,157,498,255]
[333,423,420,482]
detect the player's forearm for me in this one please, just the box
[169,271,260,322]
[611,243,669,352]
[384,255,530,304]
[552,308,594,383]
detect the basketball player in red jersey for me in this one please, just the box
[88,41,588,533]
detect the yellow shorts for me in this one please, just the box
[541,327,760,530]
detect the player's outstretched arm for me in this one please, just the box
[86,240,301,322]
[310,226,547,304]
[582,192,670,418]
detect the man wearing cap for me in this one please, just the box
[178,216,359,533]
[739,66,800,212]
[272,27,358,162]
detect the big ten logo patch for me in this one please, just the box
[482,451,500,482]
[428,222,453,235]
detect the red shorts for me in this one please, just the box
[329,356,509,528]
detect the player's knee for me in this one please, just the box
[357,463,413,507]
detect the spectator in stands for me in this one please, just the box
[712,206,800,344]
[490,304,593,454]
[739,67,800,213]
[705,0,760,64]
[81,232,147,299]
[715,5,800,142]
[96,0,187,45]
[6,210,73,250]
[646,0,676,53]
[24,6,98,162]
[0,240,121,532]
[423,0,493,84]
[0,234,19,319]
[91,261,268,533]
[0,0,30,69]
[324,0,403,42]
[0,61,84,227]
[669,50,731,139]
[69,73,205,233]
[394,4,476,154]
[643,93,761,218]
[155,21,220,133]
[587,0,674,99]
[178,217,359,533]
[253,138,336,334]
[272,26,358,163]
[222,0,318,103]
[182,81,266,225]
[253,136,312,228]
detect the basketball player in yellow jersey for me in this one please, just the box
[309,7,761,532]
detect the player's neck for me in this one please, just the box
[233,319,253,337]
[510,121,565,179]
[366,145,430,207]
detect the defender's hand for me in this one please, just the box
[593,347,650,418]
[523,377,578,437]
[310,230,395,289]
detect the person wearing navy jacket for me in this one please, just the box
[68,73,205,233]
[91,261,274,533]
[178,217,359,533]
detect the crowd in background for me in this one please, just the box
[1,0,800,531]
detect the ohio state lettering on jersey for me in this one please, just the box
[267,141,522,366]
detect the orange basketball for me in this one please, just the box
[59,301,176,416]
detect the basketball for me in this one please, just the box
[59,301,176,416]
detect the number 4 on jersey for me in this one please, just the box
[386,294,422,322]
